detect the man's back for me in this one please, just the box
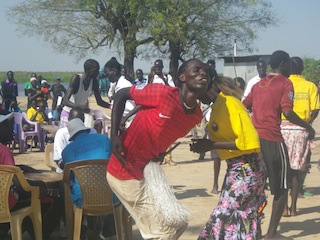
[62,132,111,163]
[243,74,293,141]
[62,132,111,207]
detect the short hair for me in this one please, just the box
[104,57,121,72]
[269,50,290,69]
[84,59,99,72]
[69,108,85,122]
[207,59,216,66]
[154,59,164,68]
[291,57,304,74]
[256,60,267,68]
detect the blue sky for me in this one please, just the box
[1,0,320,73]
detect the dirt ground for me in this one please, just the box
[14,96,320,240]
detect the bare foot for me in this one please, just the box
[290,210,297,216]
[211,186,219,194]
[282,208,290,217]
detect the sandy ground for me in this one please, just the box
[14,96,320,240]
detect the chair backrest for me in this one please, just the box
[13,112,41,136]
[0,167,15,221]
[44,143,56,171]
[13,112,45,153]
[63,160,113,215]
[92,110,111,121]
[0,166,33,222]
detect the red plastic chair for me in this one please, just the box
[13,112,45,153]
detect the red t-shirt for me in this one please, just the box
[107,84,202,180]
[243,74,293,141]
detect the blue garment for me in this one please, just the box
[134,76,147,85]
[62,132,111,207]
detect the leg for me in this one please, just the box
[299,150,312,196]
[289,170,300,216]
[211,157,220,194]
[282,191,289,217]
[107,173,187,240]
[266,189,288,238]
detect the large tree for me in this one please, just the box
[9,0,276,79]
[8,0,153,79]
[147,0,277,78]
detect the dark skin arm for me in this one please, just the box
[111,87,132,165]
[62,75,91,113]
[309,109,319,124]
[63,75,110,112]
[120,105,142,131]
[92,77,111,108]
[30,108,48,122]
[27,89,42,102]
[190,138,238,154]
[283,110,315,139]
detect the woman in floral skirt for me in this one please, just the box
[191,76,266,240]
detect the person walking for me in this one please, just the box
[281,56,320,216]
[243,50,315,239]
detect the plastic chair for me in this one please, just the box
[13,112,45,153]
[92,110,111,135]
[0,165,42,240]
[63,160,128,240]
[44,143,56,171]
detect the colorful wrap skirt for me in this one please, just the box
[198,153,266,240]
[280,121,310,171]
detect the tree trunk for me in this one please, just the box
[169,42,182,86]
[123,34,137,82]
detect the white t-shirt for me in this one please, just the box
[53,127,96,162]
[152,74,175,87]
[243,74,261,98]
[115,76,135,116]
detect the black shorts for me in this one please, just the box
[259,138,292,195]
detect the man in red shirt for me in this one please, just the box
[107,58,210,239]
[243,50,315,239]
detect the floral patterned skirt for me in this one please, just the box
[280,121,310,171]
[198,153,266,240]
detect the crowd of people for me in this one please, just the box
[1,51,320,240]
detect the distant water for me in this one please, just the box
[17,82,69,97]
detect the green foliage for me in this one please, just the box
[8,0,277,79]
[303,57,320,83]
[0,71,77,83]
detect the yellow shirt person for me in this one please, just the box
[282,74,320,122]
[208,92,260,160]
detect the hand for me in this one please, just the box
[190,138,214,153]
[111,135,126,165]
[307,126,315,140]
[151,152,167,163]
[80,105,90,113]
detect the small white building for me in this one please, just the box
[220,55,271,83]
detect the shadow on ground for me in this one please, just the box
[278,218,320,239]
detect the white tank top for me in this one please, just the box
[63,74,93,113]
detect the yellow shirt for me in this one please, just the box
[208,92,260,160]
[282,74,320,122]
[27,107,45,124]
